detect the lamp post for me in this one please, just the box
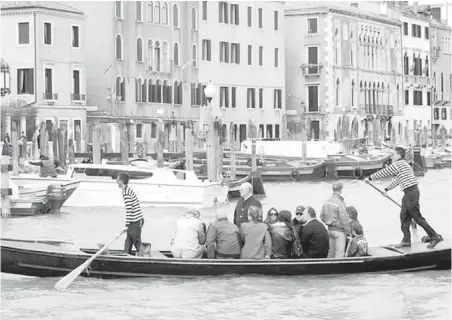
[1,59,11,218]
[0,59,11,97]
[204,81,218,182]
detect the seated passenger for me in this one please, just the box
[292,206,305,239]
[206,210,241,259]
[268,210,294,259]
[264,207,279,226]
[346,206,359,229]
[299,206,329,259]
[346,222,368,257]
[239,206,271,260]
[171,208,206,259]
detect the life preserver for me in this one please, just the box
[353,168,364,179]
[290,170,300,181]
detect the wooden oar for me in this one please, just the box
[54,230,126,290]
[365,180,417,229]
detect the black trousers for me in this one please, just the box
[400,186,436,243]
[124,219,144,254]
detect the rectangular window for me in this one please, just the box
[230,4,239,25]
[202,39,211,61]
[17,69,34,94]
[231,87,236,108]
[72,26,79,48]
[136,124,143,138]
[202,1,207,20]
[259,46,263,66]
[413,90,422,105]
[412,24,422,38]
[259,124,264,138]
[424,27,429,39]
[247,6,252,27]
[275,124,280,139]
[44,22,52,45]
[115,1,122,18]
[274,89,282,109]
[351,3,358,8]
[45,68,53,95]
[427,91,431,106]
[258,8,263,28]
[266,125,273,139]
[151,123,157,138]
[220,86,229,108]
[307,85,319,112]
[18,22,30,44]
[441,108,447,120]
[248,45,252,65]
[405,90,409,105]
[307,18,318,34]
[247,88,255,108]
[136,1,142,21]
[403,22,408,35]
[219,2,228,23]
[274,11,279,30]
[259,88,263,109]
[231,43,240,64]
[433,107,439,120]
[307,46,319,74]
[220,42,229,63]
[274,48,279,68]
[73,70,80,95]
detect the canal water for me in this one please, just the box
[1,170,451,320]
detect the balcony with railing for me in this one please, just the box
[359,104,394,117]
[146,58,173,74]
[300,63,323,77]
[404,75,434,86]
[43,93,58,100]
[433,92,451,103]
[71,93,86,101]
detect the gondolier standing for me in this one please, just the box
[117,172,145,255]
[364,147,442,249]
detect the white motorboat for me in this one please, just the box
[11,163,229,208]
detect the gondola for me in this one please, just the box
[1,238,450,278]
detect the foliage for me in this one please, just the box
[1,99,36,121]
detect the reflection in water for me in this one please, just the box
[1,170,451,319]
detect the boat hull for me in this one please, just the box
[1,239,450,278]
[11,176,228,208]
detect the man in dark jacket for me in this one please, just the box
[300,206,329,258]
[233,182,262,228]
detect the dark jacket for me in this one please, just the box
[292,218,303,239]
[268,222,293,259]
[206,218,241,259]
[233,195,262,228]
[239,221,271,259]
[300,219,329,259]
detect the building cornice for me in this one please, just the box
[1,9,85,20]
[285,6,401,27]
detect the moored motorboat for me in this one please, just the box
[329,153,392,179]
[1,238,450,278]
[11,163,229,208]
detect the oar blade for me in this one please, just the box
[54,261,88,290]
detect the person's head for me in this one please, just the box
[295,205,305,222]
[278,210,292,224]
[215,209,227,221]
[116,172,130,189]
[239,182,253,199]
[332,182,343,195]
[301,206,316,224]
[351,221,364,236]
[347,206,358,221]
[186,207,201,218]
[393,147,406,162]
[266,207,279,222]
[247,206,261,222]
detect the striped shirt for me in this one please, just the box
[122,185,143,226]
[369,160,418,192]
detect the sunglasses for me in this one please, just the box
[296,212,303,216]
[269,213,278,216]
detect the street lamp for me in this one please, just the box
[0,59,11,97]
[204,81,215,103]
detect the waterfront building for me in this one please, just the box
[285,3,403,142]
[198,1,286,146]
[0,2,95,149]
[67,1,199,152]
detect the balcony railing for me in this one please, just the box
[404,75,434,86]
[433,92,451,103]
[359,104,394,116]
[71,93,86,101]
[43,93,58,100]
[146,58,174,74]
[300,63,322,76]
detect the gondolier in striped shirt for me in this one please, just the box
[117,172,145,255]
[365,147,442,249]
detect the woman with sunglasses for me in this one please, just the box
[264,208,280,226]
[267,210,294,259]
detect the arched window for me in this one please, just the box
[115,76,122,101]
[147,2,153,23]
[137,38,143,62]
[418,54,422,76]
[441,72,444,93]
[154,41,161,71]
[148,79,153,103]
[136,1,142,21]
[197,83,202,106]
[148,39,154,70]
[135,78,142,102]
[336,78,340,106]
[162,81,168,103]
[156,80,162,103]
[192,44,198,68]
[165,80,172,104]
[173,42,180,66]
[404,52,408,75]
[173,4,179,28]
[115,34,122,60]
[192,7,198,30]
[162,2,168,24]
[141,79,147,102]
[434,72,437,92]
[178,81,183,104]
[425,56,429,76]
[154,1,161,24]
[191,83,197,106]
[350,31,354,66]
[174,81,179,104]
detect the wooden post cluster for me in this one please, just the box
[11,123,19,175]
[120,121,129,165]
[156,119,165,168]
[229,122,236,180]
[92,120,101,164]
[184,121,194,171]
[1,143,12,218]
[214,117,223,181]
